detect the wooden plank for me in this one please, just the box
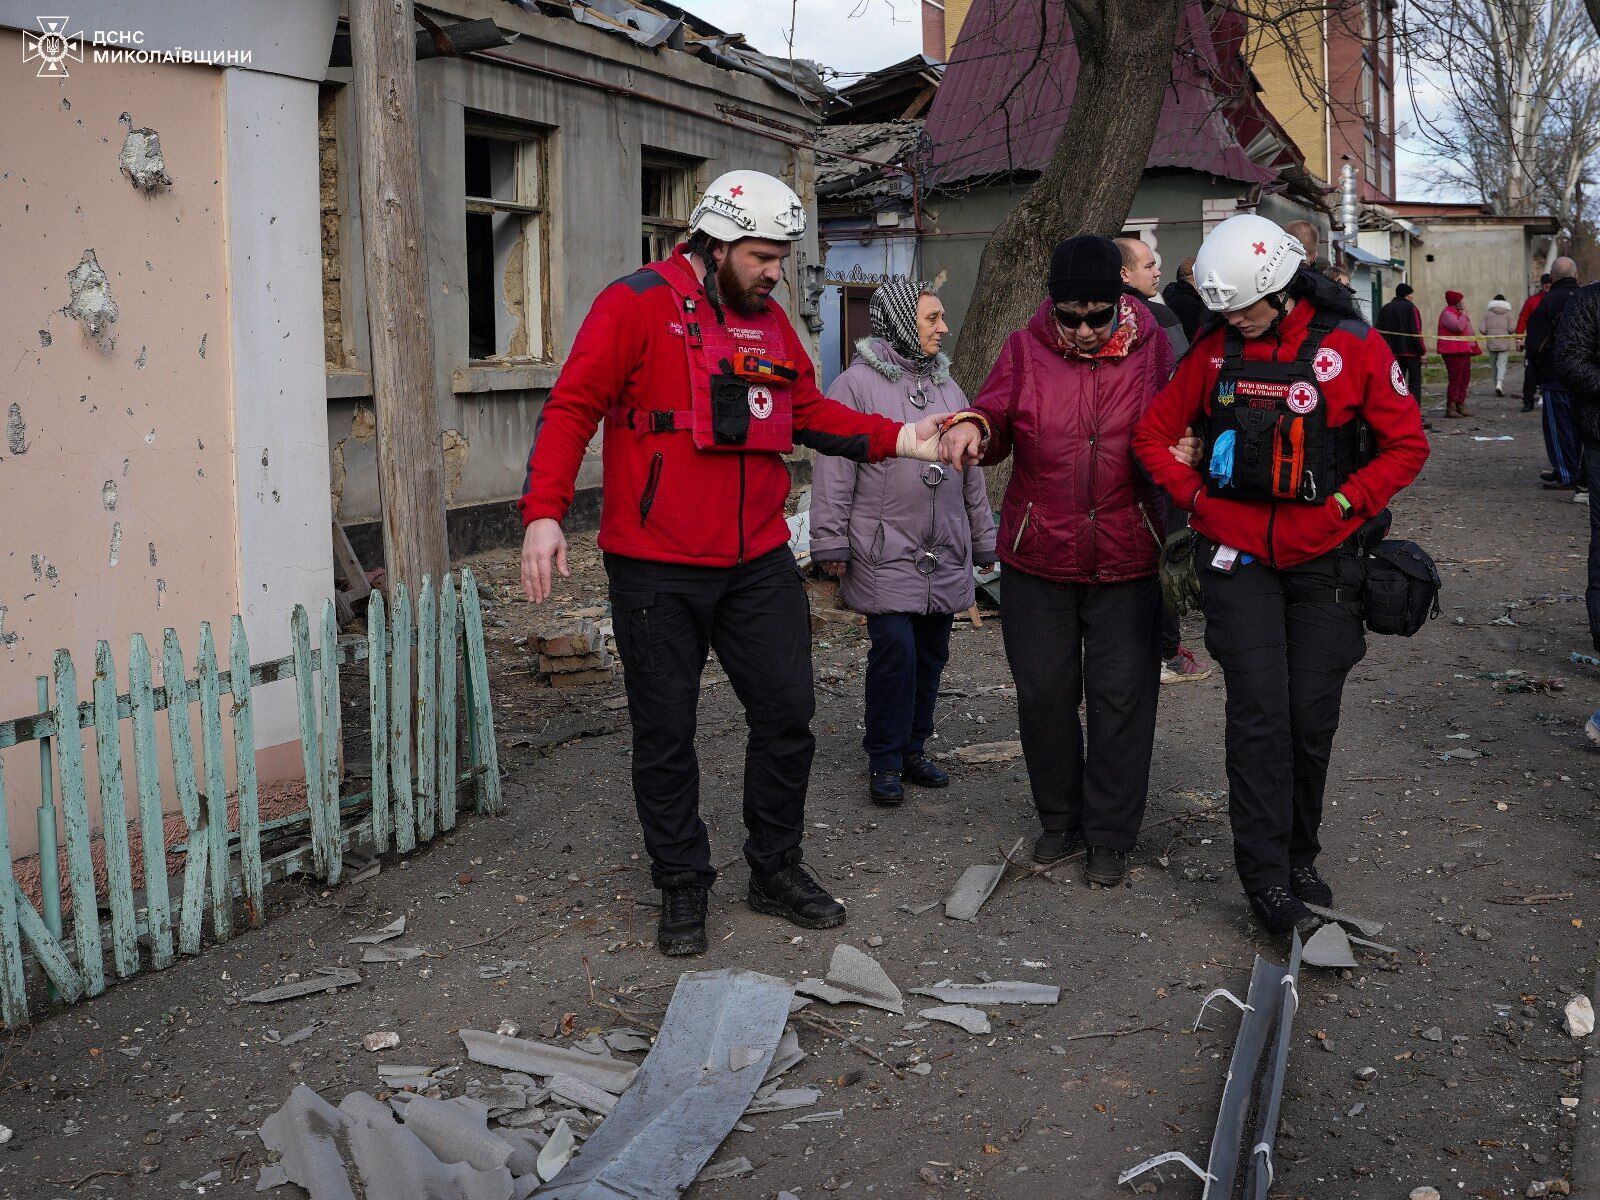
[332,521,373,603]
[52,651,104,996]
[414,576,437,843]
[91,642,140,979]
[197,625,234,943]
[367,590,391,853]
[390,581,416,853]
[230,617,264,926]
[460,569,502,815]
[290,606,331,879]
[437,574,459,832]
[161,630,201,830]
[176,829,209,957]
[13,882,84,1005]
[0,755,31,1027]
[319,600,344,886]
[127,635,173,968]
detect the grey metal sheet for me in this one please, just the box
[1203,956,1279,1197]
[530,968,792,1199]
[909,981,1059,1006]
[1244,935,1303,1199]
[459,1030,638,1095]
[794,944,904,1014]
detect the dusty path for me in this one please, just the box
[0,372,1595,1200]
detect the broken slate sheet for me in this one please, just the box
[349,917,406,945]
[945,836,1026,921]
[918,1004,991,1035]
[794,944,905,1014]
[459,1030,638,1095]
[528,967,792,1199]
[243,968,362,1004]
[910,980,1060,1006]
[1302,921,1359,970]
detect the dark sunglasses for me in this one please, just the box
[1053,304,1118,330]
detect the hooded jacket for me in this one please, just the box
[967,294,1173,585]
[1482,298,1516,352]
[809,339,997,615]
[1437,300,1477,356]
[1134,270,1430,569]
[1526,276,1583,385]
[1162,278,1209,340]
[1552,281,1600,449]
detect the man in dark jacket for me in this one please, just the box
[1552,278,1600,651]
[1526,258,1583,487]
[1376,283,1424,405]
[1518,274,1553,411]
[1163,256,1208,340]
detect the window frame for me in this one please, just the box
[463,116,553,365]
[640,151,698,266]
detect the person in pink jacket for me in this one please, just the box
[1437,289,1479,417]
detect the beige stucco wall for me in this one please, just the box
[0,32,240,856]
[1407,222,1540,346]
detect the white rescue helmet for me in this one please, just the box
[689,170,808,244]
[1193,214,1305,313]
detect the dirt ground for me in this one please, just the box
[0,369,1596,1200]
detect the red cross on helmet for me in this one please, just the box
[1193,214,1306,313]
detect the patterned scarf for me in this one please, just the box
[869,280,937,373]
[1055,297,1140,361]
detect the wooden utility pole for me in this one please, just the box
[349,0,450,590]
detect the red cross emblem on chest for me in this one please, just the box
[1315,352,1335,374]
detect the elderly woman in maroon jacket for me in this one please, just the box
[810,281,998,806]
[965,235,1177,887]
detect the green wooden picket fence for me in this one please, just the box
[0,569,502,1027]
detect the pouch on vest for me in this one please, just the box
[710,359,752,445]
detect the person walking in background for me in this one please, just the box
[1518,273,1553,412]
[1437,290,1480,418]
[1528,258,1584,489]
[1552,273,1600,656]
[1116,237,1211,684]
[809,282,997,807]
[1377,282,1424,406]
[937,236,1180,888]
[1163,256,1208,340]
[1483,294,1516,396]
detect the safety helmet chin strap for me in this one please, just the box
[689,233,727,323]
[1259,288,1294,339]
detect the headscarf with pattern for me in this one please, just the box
[869,280,937,373]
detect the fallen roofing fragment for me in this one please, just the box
[401,1096,515,1173]
[349,916,406,945]
[918,1004,991,1035]
[531,967,792,1198]
[243,968,362,1004]
[547,1076,618,1118]
[1302,922,1359,969]
[945,740,1023,765]
[744,1085,822,1115]
[909,980,1059,1006]
[1306,903,1384,938]
[763,1025,805,1081]
[944,837,1026,921]
[536,1119,576,1183]
[362,944,427,964]
[460,1030,638,1095]
[601,1030,652,1054]
[794,944,905,1014]
[695,1156,754,1182]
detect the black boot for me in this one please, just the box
[656,873,709,956]
[1032,829,1086,866]
[1289,864,1333,907]
[1246,884,1319,939]
[902,753,950,788]
[748,850,846,929]
[1085,847,1129,887]
[869,771,905,806]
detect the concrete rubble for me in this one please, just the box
[532,620,615,689]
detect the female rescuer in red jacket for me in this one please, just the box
[517,171,971,959]
[1131,214,1428,940]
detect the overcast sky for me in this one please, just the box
[677,0,1440,199]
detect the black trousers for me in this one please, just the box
[1198,542,1367,890]
[1401,356,1423,406]
[863,612,954,772]
[1522,359,1539,410]
[1584,451,1600,654]
[605,547,815,888]
[1000,568,1162,851]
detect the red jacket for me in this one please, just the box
[1516,290,1546,336]
[1133,293,1429,568]
[1436,305,1477,356]
[970,296,1173,584]
[519,249,902,567]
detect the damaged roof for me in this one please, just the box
[815,121,925,205]
[507,0,833,103]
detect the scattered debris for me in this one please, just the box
[242,968,362,1004]
[1305,904,1384,938]
[602,1030,652,1054]
[362,944,426,964]
[944,837,1026,921]
[763,1026,805,1082]
[537,1117,576,1182]
[745,1085,822,1115]
[909,980,1059,1006]
[349,917,407,945]
[1411,1188,1442,1200]
[6,404,27,456]
[459,1030,638,1095]
[794,944,905,1014]
[547,1075,618,1118]
[696,1156,754,1182]
[943,740,1023,765]
[497,1020,521,1039]
[917,1005,991,1035]
[534,620,616,688]
[363,1032,401,1053]
[118,127,172,190]
[1302,922,1359,969]
[1564,994,1594,1038]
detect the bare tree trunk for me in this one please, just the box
[950,0,1186,506]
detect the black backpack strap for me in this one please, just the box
[1222,326,1246,372]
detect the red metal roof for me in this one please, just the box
[925,0,1275,187]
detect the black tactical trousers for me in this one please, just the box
[605,547,815,888]
[1198,543,1367,890]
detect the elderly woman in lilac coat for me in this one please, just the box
[810,282,998,806]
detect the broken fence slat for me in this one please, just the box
[230,617,264,926]
[0,756,30,1027]
[53,650,105,997]
[389,582,416,854]
[169,629,209,958]
[436,576,459,833]
[415,576,438,844]
[319,600,343,887]
[291,606,332,879]
[197,624,234,943]
[367,590,391,854]
[460,569,502,816]
[92,641,140,979]
[128,635,174,969]
[12,881,84,1005]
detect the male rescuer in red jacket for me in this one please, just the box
[518,171,970,956]
[1128,214,1428,939]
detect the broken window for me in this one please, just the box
[465,120,550,362]
[641,153,696,266]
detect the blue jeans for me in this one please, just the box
[1586,451,1600,653]
[1543,386,1581,484]
[863,613,954,772]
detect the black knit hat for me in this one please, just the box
[1047,234,1123,304]
[1395,283,1413,297]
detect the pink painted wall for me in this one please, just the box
[0,32,242,858]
